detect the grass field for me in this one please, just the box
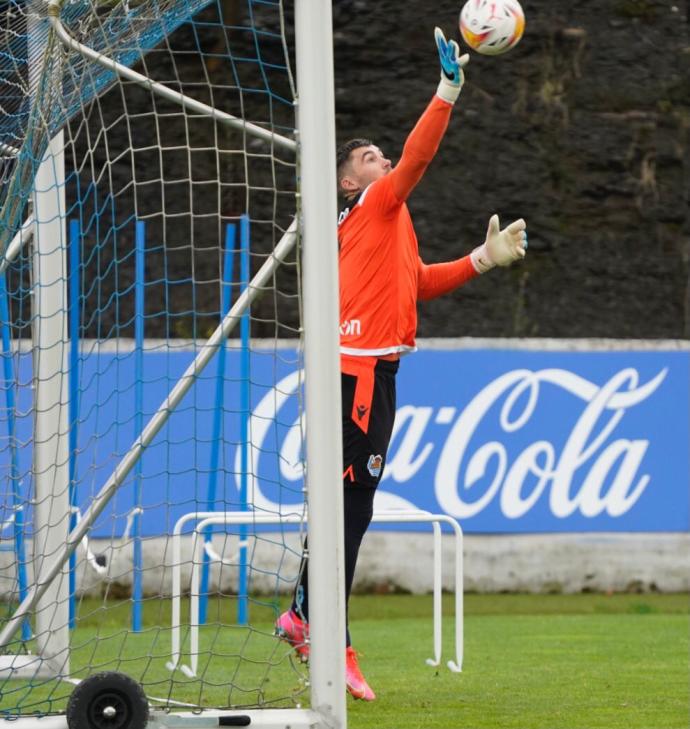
[347,593,689,729]
[1,593,687,728]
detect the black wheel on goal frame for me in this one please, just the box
[66,671,150,729]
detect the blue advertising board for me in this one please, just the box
[386,347,689,532]
[2,344,688,535]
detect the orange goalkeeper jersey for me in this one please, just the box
[338,94,477,357]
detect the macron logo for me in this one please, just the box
[339,319,361,336]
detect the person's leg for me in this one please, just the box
[292,545,309,621]
[342,485,375,644]
[340,359,397,643]
[290,359,397,620]
[279,359,397,699]
[290,483,374,642]
[289,367,359,625]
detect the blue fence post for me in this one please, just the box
[237,214,251,626]
[132,220,146,632]
[200,223,235,625]
[68,219,81,629]
[0,272,30,642]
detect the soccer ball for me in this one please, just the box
[459,0,525,56]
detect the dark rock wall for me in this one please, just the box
[332,0,690,338]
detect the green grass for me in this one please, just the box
[348,594,689,729]
[0,595,310,714]
[1,593,688,728]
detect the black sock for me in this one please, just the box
[292,484,375,646]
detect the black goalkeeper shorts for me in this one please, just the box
[341,357,399,488]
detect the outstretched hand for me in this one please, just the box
[434,27,469,104]
[471,215,528,273]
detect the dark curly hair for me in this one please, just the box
[336,137,373,180]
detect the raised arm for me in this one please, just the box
[417,255,478,301]
[388,28,469,203]
[389,96,453,203]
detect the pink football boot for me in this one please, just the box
[345,646,376,701]
[275,609,310,662]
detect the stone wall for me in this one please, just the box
[2,531,685,600]
[332,0,690,338]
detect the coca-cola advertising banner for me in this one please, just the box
[386,347,689,532]
[4,344,688,534]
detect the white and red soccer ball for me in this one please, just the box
[459,0,525,56]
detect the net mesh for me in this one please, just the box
[0,0,308,716]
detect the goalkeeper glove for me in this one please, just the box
[434,27,469,105]
[470,214,528,274]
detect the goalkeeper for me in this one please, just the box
[277,26,527,701]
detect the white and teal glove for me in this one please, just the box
[471,215,528,273]
[434,27,469,104]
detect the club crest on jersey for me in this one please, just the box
[367,454,383,478]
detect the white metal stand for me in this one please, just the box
[168,510,464,678]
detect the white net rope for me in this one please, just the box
[0,0,308,716]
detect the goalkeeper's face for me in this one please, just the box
[340,145,391,197]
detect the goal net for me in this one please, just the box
[0,0,344,725]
